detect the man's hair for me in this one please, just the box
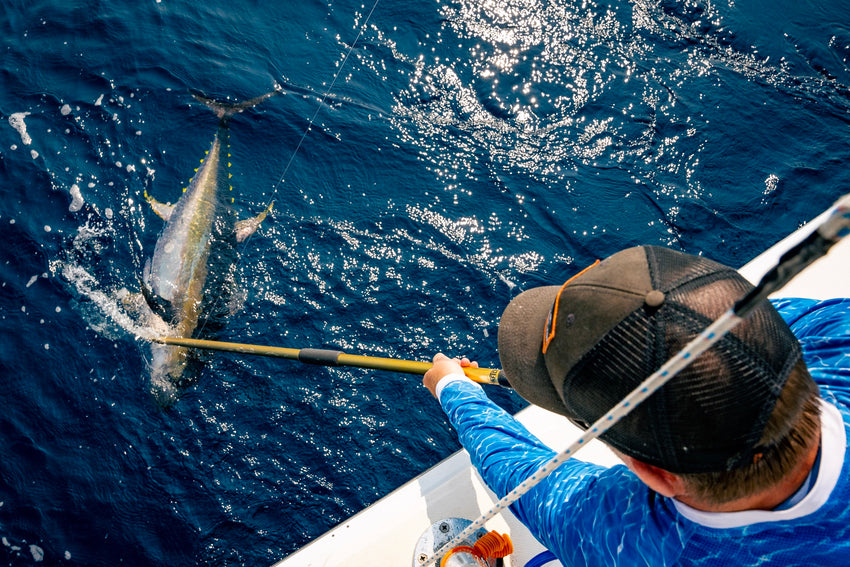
[678,360,821,504]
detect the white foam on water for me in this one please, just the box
[60,104,72,116]
[69,184,84,212]
[95,94,104,106]
[50,220,172,343]
[8,112,32,145]
[57,260,167,341]
[29,544,44,562]
[26,275,38,287]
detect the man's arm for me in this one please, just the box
[422,354,632,559]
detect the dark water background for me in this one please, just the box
[1,0,848,564]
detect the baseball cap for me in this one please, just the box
[497,245,802,473]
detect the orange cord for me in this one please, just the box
[439,531,513,566]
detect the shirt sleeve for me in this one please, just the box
[438,379,682,565]
[772,298,850,408]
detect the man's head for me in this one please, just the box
[497,245,813,475]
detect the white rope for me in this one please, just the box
[423,310,740,566]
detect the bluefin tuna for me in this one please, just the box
[142,91,277,405]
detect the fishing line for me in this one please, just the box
[264,0,382,208]
[192,0,382,339]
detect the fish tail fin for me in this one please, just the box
[192,88,281,125]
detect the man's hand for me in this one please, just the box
[423,353,478,398]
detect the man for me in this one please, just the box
[423,245,850,566]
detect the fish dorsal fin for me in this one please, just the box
[144,191,175,222]
[235,201,274,243]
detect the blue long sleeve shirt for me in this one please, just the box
[438,298,850,566]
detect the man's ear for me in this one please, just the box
[625,457,687,498]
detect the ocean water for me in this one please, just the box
[1,0,848,565]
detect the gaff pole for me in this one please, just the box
[153,336,509,386]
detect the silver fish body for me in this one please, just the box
[143,93,276,405]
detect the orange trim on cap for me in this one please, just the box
[542,260,600,354]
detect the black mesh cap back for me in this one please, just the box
[560,246,803,473]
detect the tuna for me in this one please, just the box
[142,91,277,405]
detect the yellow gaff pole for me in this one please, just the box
[153,336,508,386]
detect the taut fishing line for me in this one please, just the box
[265,0,383,206]
[192,0,382,337]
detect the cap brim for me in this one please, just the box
[498,285,569,415]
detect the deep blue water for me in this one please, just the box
[1,0,848,565]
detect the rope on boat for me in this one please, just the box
[422,192,850,567]
[439,531,513,567]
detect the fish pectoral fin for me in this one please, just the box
[234,201,274,243]
[144,191,175,222]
